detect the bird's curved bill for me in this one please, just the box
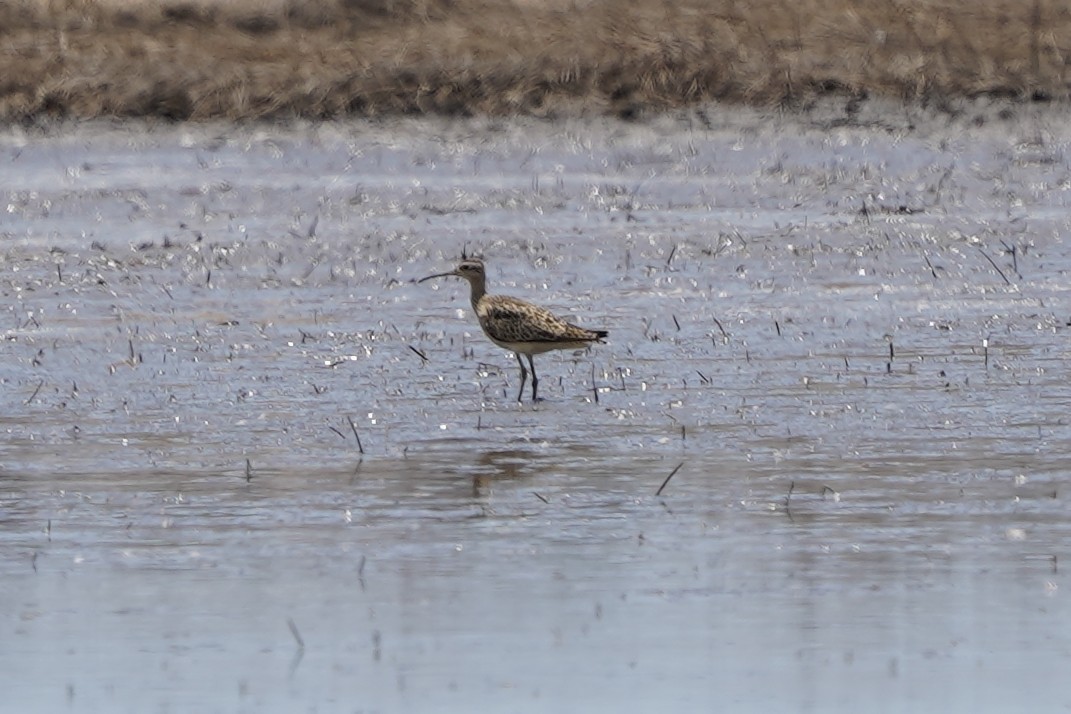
[418,271,458,283]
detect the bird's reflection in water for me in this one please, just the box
[471,449,533,499]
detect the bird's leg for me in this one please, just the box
[514,352,528,403]
[527,354,538,402]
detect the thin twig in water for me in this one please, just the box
[288,646,305,679]
[25,379,44,405]
[408,345,428,363]
[977,246,1012,286]
[923,254,939,279]
[712,317,728,339]
[532,492,549,504]
[327,425,346,439]
[245,458,252,482]
[785,481,795,522]
[346,415,364,454]
[1001,240,1019,276]
[590,363,599,404]
[287,618,305,650]
[655,462,684,496]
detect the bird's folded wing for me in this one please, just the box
[482,300,568,342]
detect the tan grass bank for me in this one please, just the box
[1,0,1068,121]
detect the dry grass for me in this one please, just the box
[1,0,1069,121]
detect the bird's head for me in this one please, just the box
[419,258,486,285]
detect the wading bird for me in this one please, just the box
[419,259,607,402]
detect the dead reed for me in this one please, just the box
[1,0,1068,121]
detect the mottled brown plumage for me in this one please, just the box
[419,259,607,402]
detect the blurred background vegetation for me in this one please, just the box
[1,0,1068,121]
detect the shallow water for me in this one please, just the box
[2,108,1070,711]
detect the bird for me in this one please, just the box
[419,258,607,402]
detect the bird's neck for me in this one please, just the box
[467,279,486,310]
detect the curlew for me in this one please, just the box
[419,259,607,402]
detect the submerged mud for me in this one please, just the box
[2,107,1070,711]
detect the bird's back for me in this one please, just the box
[476,295,605,352]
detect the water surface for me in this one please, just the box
[2,109,1070,711]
